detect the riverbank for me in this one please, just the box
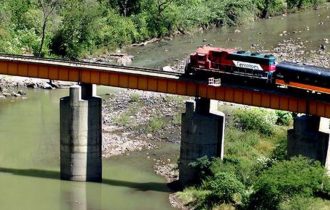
[1,1,328,59]
[0,75,75,99]
[101,89,186,158]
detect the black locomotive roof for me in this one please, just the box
[276,61,330,77]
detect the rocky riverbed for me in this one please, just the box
[100,89,186,158]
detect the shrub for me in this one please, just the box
[233,108,277,135]
[248,156,327,209]
[188,156,213,183]
[276,110,293,126]
[147,116,166,133]
[279,195,330,210]
[210,157,257,186]
[254,0,287,18]
[129,93,141,103]
[271,137,288,161]
[201,172,246,207]
[287,0,325,11]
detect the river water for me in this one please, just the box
[0,89,174,210]
[128,6,330,68]
[0,5,329,210]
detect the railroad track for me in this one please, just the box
[0,53,182,77]
[0,53,329,102]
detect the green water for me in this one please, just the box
[127,6,330,68]
[0,89,174,210]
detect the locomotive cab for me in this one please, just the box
[189,47,212,69]
[187,46,235,72]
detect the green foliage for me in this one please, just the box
[271,136,288,161]
[233,108,277,135]
[276,110,293,126]
[201,172,246,207]
[181,106,329,210]
[287,0,326,11]
[254,0,287,18]
[113,105,139,126]
[279,196,330,210]
[0,0,327,57]
[172,113,181,126]
[249,156,327,209]
[188,156,213,183]
[129,93,141,103]
[147,116,166,133]
[50,0,102,58]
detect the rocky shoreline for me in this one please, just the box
[100,89,186,158]
[0,75,75,99]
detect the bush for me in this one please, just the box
[147,116,166,133]
[279,196,330,210]
[210,157,257,186]
[276,111,293,126]
[201,172,246,207]
[287,0,325,11]
[188,156,213,183]
[249,157,327,209]
[233,108,277,135]
[271,137,288,161]
[254,0,287,18]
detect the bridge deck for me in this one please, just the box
[0,54,330,118]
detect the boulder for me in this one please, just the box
[162,66,174,72]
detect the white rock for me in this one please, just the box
[162,66,174,72]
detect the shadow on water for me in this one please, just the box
[0,167,171,193]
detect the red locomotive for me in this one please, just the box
[186,46,276,80]
[185,46,330,94]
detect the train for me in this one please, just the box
[185,46,330,94]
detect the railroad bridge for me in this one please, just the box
[0,54,329,184]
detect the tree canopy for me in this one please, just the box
[0,0,326,58]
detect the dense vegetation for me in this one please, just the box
[0,0,327,59]
[178,107,330,209]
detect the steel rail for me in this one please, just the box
[0,53,182,77]
[1,53,330,118]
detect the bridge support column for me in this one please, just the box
[288,115,330,172]
[60,84,102,182]
[179,98,225,186]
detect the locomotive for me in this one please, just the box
[185,46,330,94]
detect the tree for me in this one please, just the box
[50,0,102,59]
[108,0,141,16]
[142,0,178,37]
[37,0,60,57]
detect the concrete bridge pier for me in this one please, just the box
[60,84,102,182]
[288,115,330,172]
[179,98,225,185]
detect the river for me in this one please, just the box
[0,89,174,210]
[127,6,329,68]
[0,5,329,210]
